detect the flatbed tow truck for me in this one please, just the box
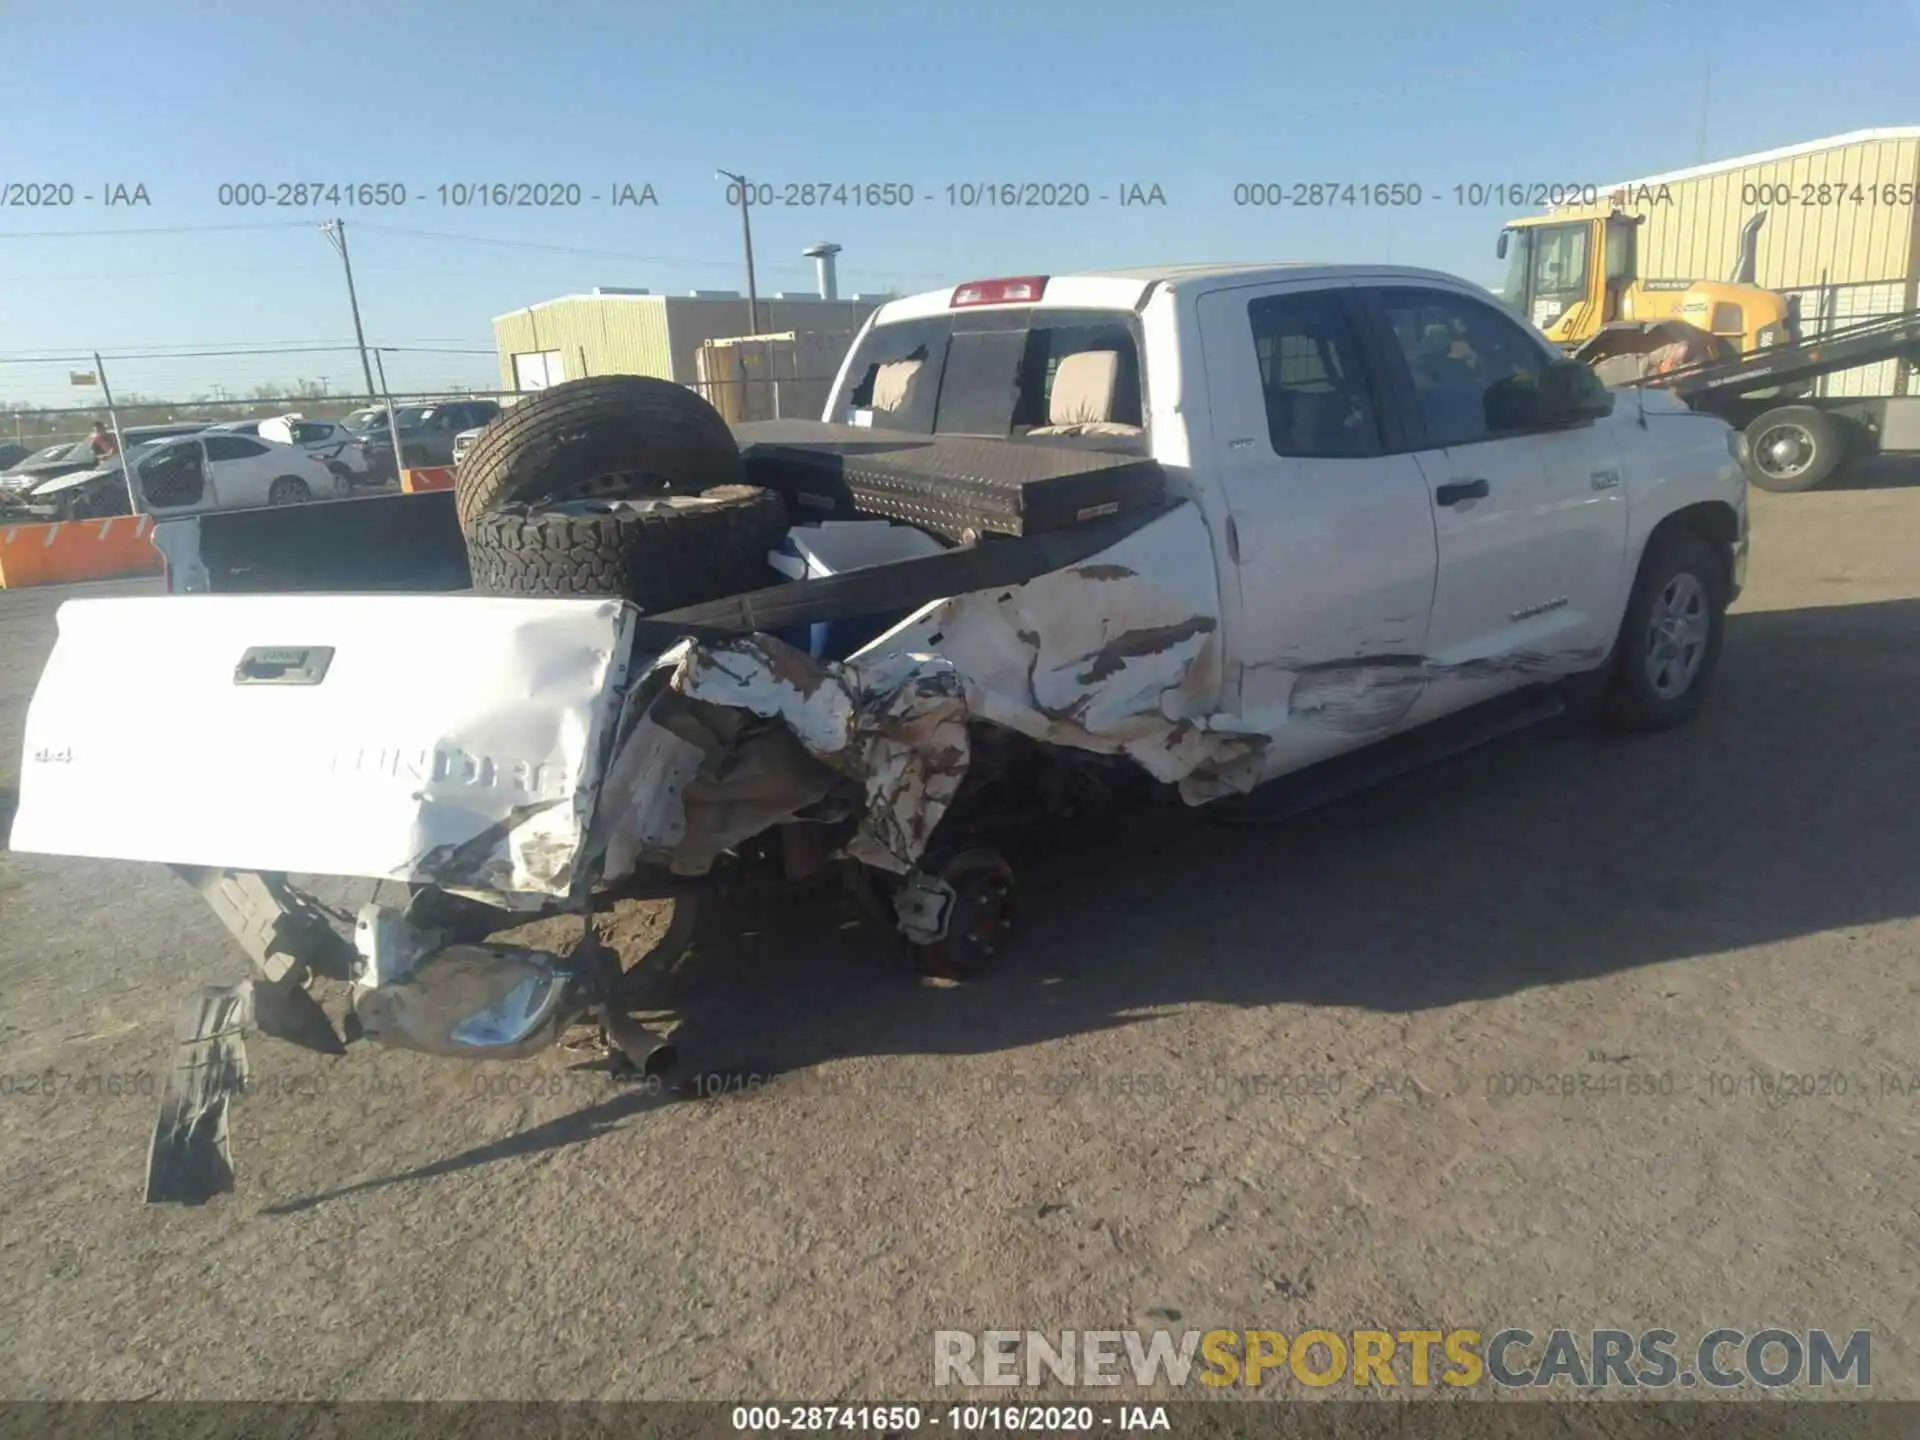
[1619,308,1920,492]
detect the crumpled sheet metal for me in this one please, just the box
[600,636,971,876]
[876,500,1271,799]
[598,502,1267,875]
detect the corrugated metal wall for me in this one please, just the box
[494,296,877,391]
[492,297,675,389]
[693,330,860,422]
[1551,135,1920,395]
[1777,279,1920,397]
[662,298,878,384]
[1552,135,1920,289]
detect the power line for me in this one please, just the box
[354,223,952,282]
[351,222,823,275]
[0,220,317,239]
[0,344,495,364]
[0,337,484,354]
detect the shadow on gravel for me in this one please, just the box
[285,597,1920,1195]
[260,1069,677,1215]
[663,597,1920,1067]
[1824,454,1920,492]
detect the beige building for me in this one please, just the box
[1548,127,1920,395]
[492,289,883,394]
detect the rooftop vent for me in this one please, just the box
[593,286,650,296]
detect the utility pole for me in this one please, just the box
[322,219,378,399]
[715,169,761,335]
[373,350,406,486]
[92,352,138,515]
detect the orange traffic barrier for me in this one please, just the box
[0,514,163,589]
[401,467,455,494]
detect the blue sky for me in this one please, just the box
[2,0,1916,408]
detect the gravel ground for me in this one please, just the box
[0,476,1916,1402]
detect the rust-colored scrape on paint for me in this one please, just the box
[692,635,827,701]
[1075,617,1218,685]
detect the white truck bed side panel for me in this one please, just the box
[11,594,634,898]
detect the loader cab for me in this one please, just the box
[1498,214,1640,347]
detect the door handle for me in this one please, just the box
[1435,478,1490,506]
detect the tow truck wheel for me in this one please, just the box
[1743,406,1846,493]
[917,848,1018,981]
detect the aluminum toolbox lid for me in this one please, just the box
[732,422,1166,540]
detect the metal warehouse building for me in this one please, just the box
[1550,126,1920,396]
[492,289,883,392]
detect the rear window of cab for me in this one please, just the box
[839,308,1145,443]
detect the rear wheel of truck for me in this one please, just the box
[453,376,747,532]
[1743,405,1847,493]
[915,848,1019,982]
[1602,531,1728,732]
[464,485,789,611]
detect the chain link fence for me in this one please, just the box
[0,343,508,457]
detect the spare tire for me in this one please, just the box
[465,485,789,612]
[455,376,746,532]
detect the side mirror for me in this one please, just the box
[1485,360,1615,432]
[1496,230,1510,260]
[1540,357,1616,422]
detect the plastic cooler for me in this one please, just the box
[766,520,947,660]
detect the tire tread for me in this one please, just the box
[464,484,789,612]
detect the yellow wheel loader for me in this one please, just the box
[1497,204,1798,374]
[1512,202,1920,494]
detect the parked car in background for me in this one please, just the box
[0,424,219,514]
[0,443,30,471]
[206,419,267,437]
[0,441,99,507]
[121,422,213,445]
[341,406,386,435]
[23,430,343,520]
[258,415,374,485]
[358,398,502,477]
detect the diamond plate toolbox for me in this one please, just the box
[733,422,1167,545]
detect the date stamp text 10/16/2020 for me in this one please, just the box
[204,181,1173,210]
[1232,181,1682,208]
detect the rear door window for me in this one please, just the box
[1245,291,1384,459]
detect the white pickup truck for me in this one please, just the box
[10,262,1747,1200]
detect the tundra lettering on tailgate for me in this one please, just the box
[327,744,562,798]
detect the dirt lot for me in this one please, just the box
[0,473,1916,1402]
